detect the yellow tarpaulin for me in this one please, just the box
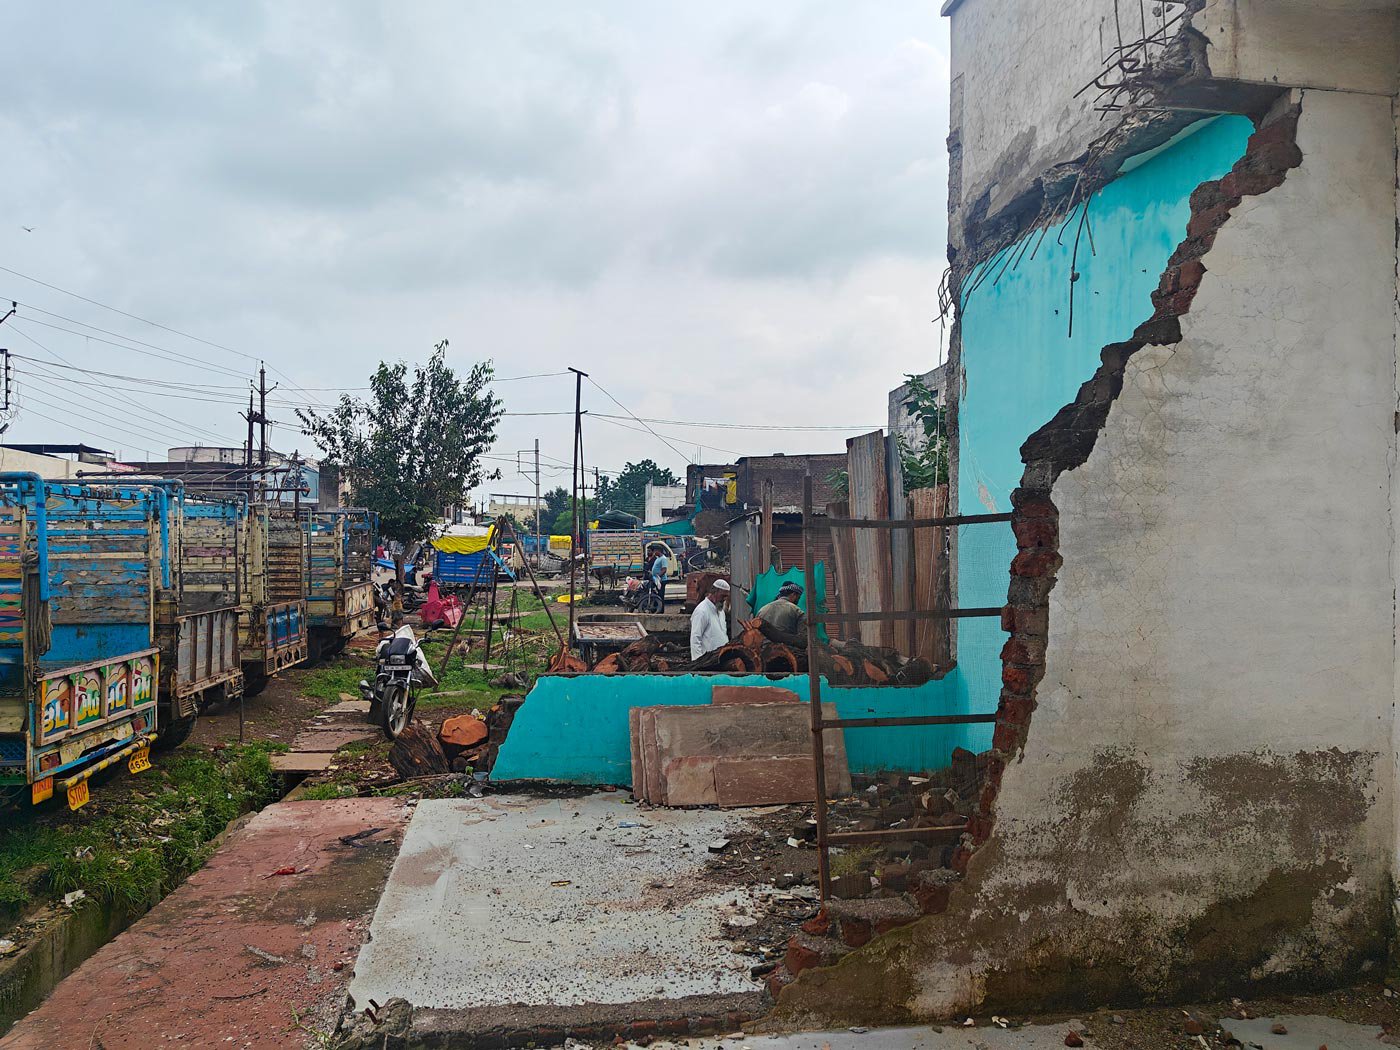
[432,525,495,554]
[548,535,572,553]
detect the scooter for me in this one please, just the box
[360,623,438,740]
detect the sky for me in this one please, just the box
[0,1,951,506]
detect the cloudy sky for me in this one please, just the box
[0,2,950,503]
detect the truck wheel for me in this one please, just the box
[156,712,197,752]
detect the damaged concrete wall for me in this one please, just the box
[770,1,1400,1024]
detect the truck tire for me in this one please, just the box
[156,712,197,752]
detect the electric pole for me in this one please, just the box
[567,367,588,648]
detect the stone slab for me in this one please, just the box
[271,752,334,773]
[661,755,718,806]
[290,728,378,753]
[628,706,644,796]
[0,798,409,1050]
[714,755,837,807]
[711,684,801,706]
[321,699,372,715]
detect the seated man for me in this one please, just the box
[756,581,807,646]
[690,578,731,660]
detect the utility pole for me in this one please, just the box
[534,438,541,545]
[241,366,278,503]
[567,367,588,651]
[242,389,256,503]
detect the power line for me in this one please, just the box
[584,375,692,464]
[13,317,249,379]
[591,413,744,458]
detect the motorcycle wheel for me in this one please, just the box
[640,591,664,614]
[380,683,411,740]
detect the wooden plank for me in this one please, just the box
[910,486,951,666]
[845,431,894,647]
[886,433,912,654]
[824,499,857,642]
[759,480,774,577]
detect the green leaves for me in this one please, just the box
[298,341,504,547]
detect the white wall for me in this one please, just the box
[0,448,79,479]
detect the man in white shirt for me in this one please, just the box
[690,578,731,660]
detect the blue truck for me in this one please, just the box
[0,474,163,809]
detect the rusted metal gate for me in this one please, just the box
[800,474,1012,900]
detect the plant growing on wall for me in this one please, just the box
[298,340,504,605]
[897,373,950,490]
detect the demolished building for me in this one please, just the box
[771,0,1400,1027]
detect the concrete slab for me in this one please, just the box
[0,797,410,1050]
[651,1015,1389,1049]
[291,727,378,752]
[321,699,372,715]
[349,794,774,1015]
[271,752,334,773]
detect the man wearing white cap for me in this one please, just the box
[690,578,731,660]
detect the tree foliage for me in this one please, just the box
[298,342,503,548]
[896,373,950,490]
[596,459,679,516]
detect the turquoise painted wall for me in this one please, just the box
[955,116,1254,715]
[491,118,1255,790]
[490,670,985,786]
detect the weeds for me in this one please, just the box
[829,846,881,879]
[0,743,282,924]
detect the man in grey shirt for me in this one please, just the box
[756,581,807,646]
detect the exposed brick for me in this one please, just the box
[1003,603,1049,638]
[1001,635,1046,667]
[992,720,1026,753]
[1010,548,1062,578]
[840,916,872,948]
[1009,488,1057,518]
[1001,663,1035,694]
[998,691,1035,723]
[1012,514,1058,549]
[628,1020,659,1039]
[766,967,795,999]
[801,909,830,936]
[784,934,822,977]
[1176,258,1206,289]
[1185,200,1235,239]
[914,880,953,914]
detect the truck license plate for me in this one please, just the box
[31,776,53,804]
[66,780,90,810]
[127,746,151,775]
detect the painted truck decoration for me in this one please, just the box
[0,475,378,808]
[0,475,163,810]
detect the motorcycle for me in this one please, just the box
[619,575,664,614]
[360,624,438,740]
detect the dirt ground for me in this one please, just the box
[190,672,324,749]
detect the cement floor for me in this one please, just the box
[657,1013,1388,1049]
[348,793,776,1012]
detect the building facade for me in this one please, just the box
[775,0,1400,1024]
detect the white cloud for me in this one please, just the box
[0,1,951,489]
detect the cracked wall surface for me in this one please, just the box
[770,3,1400,1026]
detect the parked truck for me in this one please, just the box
[587,529,686,581]
[156,491,245,749]
[0,475,161,809]
[301,508,377,660]
[239,505,308,696]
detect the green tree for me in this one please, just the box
[896,373,950,490]
[298,341,503,604]
[550,496,595,536]
[597,460,679,517]
[542,486,571,526]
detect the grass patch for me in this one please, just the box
[297,661,367,703]
[829,846,881,880]
[0,743,282,923]
[300,783,356,801]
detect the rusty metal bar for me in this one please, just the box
[820,713,997,730]
[827,824,968,845]
[814,608,1003,624]
[802,474,831,901]
[818,512,1012,530]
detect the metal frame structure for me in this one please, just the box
[800,474,1012,900]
